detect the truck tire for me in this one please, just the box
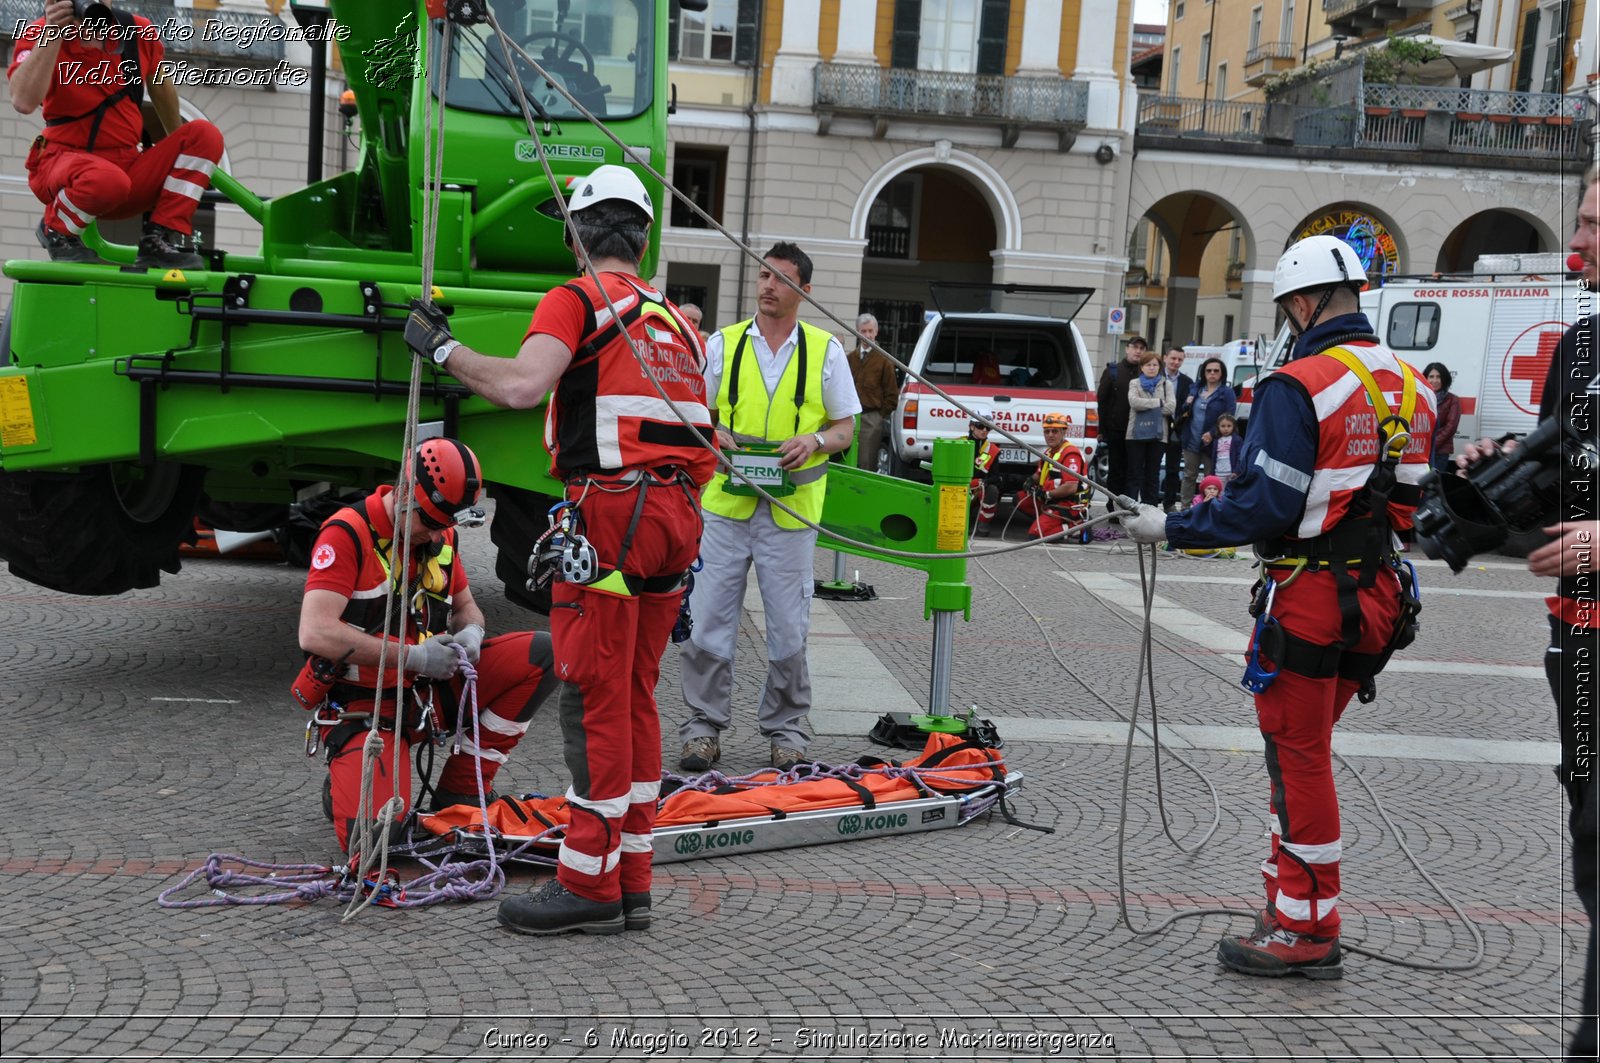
[488,482,562,614]
[197,499,288,533]
[0,462,204,595]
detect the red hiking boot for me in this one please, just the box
[1217,925,1343,979]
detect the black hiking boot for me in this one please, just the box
[36,221,102,263]
[498,877,624,936]
[622,891,651,931]
[135,223,203,270]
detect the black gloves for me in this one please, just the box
[404,298,453,360]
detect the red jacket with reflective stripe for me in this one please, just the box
[1270,342,1435,540]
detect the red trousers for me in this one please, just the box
[27,121,223,237]
[1254,567,1400,937]
[550,474,702,902]
[322,631,554,845]
[434,631,556,793]
[1012,491,1084,538]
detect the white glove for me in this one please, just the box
[436,623,485,664]
[405,638,460,679]
[1118,503,1170,544]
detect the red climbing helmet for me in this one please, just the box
[412,438,484,529]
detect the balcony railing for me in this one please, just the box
[1244,41,1295,65]
[1136,95,1265,140]
[814,62,1089,146]
[1364,82,1590,118]
[866,224,911,259]
[1323,0,1424,35]
[0,0,289,65]
[1137,88,1594,163]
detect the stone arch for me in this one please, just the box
[850,144,1021,252]
[1436,208,1559,272]
[1286,200,1408,281]
[1127,189,1256,348]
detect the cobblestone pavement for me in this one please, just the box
[0,501,1588,1061]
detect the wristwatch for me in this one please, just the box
[812,432,827,451]
[432,339,460,366]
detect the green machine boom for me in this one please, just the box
[0,0,978,729]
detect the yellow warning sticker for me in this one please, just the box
[161,269,187,284]
[936,484,968,551]
[0,375,38,448]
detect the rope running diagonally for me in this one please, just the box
[473,14,1121,564]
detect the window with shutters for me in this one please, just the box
[895,0,1008,74]
[670,147,727,228]
[1248,7,1262,54]
[1214,62,1227,100]
[867,174,921,259]
[1280,0,1295,48]
[669,0,758,64]
[1515,0,1570,94]
[1198,33,1210,83]
[1169,47,1181,93]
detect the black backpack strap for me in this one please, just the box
[726,329,750,412]
[44,10,144,152]
[569,277,650,367]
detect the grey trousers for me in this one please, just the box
[679,505,816,750]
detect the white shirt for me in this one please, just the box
[704,321,862,423]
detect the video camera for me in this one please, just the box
[71,0,113,27]
[1413,416,1597,572]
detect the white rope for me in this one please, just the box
[342,18,456,924]
[471,16,1121,563]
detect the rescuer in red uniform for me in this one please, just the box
[1011,412,1088,540]
[298,439,556,850]
[406,164,715,936]
[8,0,222,268]
[1119,235,1435,979]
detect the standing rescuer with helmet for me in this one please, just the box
[297,438,557,851]
[1117,235,1435,979]
[405,164,715,936]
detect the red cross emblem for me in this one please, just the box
[1502,323,1567,416]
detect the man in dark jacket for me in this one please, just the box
[1095,335,1147,496]
[1159,347,1193,510]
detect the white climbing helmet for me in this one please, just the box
[568,164,653,223]
[1272,234,1367,299]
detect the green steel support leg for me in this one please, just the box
[908,437,975,735]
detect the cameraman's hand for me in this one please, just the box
[1456,436,1519,474]
[1528,521,1600,579]
[45,1,73,27]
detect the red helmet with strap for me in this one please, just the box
[412,438,484,529]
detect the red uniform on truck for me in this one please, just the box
[9,4,222,268]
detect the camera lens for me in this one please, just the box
[71,0,113,25]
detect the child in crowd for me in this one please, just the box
[1210,414,1242,481]
[1178,474,1237,558]
[1192,474,1224,508]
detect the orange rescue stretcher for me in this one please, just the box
[412,733,1035,867]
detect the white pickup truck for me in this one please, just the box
[879,283,1099,490]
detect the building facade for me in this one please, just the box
[663,0,1590,366]
[662,0,1140,364]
